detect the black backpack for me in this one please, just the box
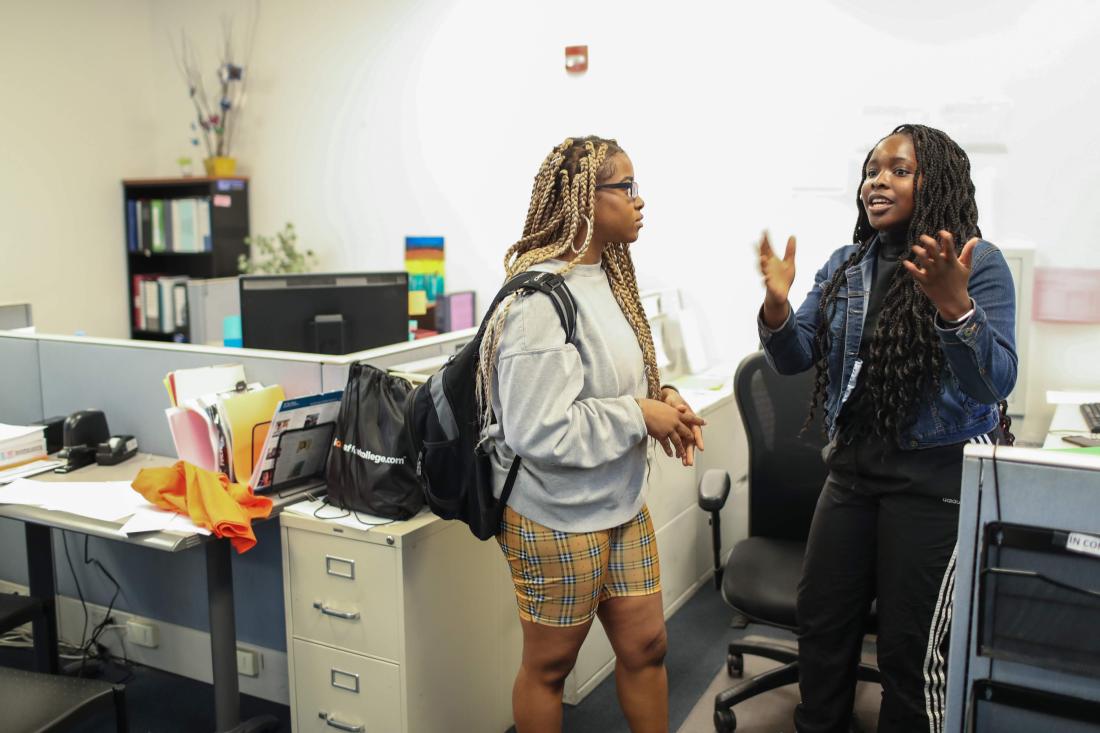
[326,362,424,520]
[404,271,577,540]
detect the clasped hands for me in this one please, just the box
[638,388,706,466]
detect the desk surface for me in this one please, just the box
[0,453,312,551]
[1043,402,1093,449]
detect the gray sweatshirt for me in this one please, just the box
[483,260,649,532]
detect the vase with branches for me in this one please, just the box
[172,6,259,177]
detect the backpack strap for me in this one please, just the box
[479,271,578,511]
[489,271,578,343]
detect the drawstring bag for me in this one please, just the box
[325,363,423,519]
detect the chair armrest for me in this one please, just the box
[698,469,731,512]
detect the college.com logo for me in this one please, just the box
[333,438,406,465]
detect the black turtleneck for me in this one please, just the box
[838,226,909,442]
[857,226,909,362]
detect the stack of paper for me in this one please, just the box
[0,478,210,536]
[0,479,149,522]
[163,365,285,483]
[0,423,47,472]
[0,459,64,485]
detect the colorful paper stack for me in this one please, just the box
[405,236,445,305]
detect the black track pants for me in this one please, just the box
[793,476,959,733]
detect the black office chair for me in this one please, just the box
[0,666,128,733]
[1,592,129,732]
[698,351,879,733]
[0,592,46,639]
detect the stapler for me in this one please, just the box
[55,410,110,473]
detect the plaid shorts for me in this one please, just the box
[496,504,661,627]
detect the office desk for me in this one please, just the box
[0,453,313,733]
[1042,401,1092,449]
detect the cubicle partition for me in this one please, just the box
[0,328,474,701]
[37,338,328,457]
[945,447,1100,731]
[0,334,43,425]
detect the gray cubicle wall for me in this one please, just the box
[945,448,1100,730]
[319,327,475,391]
[0,330,477,659]
[36,338,326,457]
[0,335,45,620]
[0,303,33,330]
[0,334,43,424]
[0,333,329,653]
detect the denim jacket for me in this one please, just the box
[758,237,1018,449]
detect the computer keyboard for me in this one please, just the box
[1082,402,1100,434]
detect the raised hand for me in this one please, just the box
[902,230,977,321]
[758,232,797,328]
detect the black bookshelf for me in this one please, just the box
[123,177,250,342]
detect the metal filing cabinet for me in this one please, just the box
[280,510,521,733]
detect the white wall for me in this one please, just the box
[6,0,1100,437]
[0,0,158,339]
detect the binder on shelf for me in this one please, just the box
[177,199,198,253]
[142,278,161,331]
[163,198,174,252]
[126,200,138,252]
[157,276,189,332]
[173,281,188,328]
[131,274,156,330]
[198,198,212,251]
[150,199,166,253]
[139,199,152,252]
[169,200,183,252]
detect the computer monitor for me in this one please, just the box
[239,272,409,354]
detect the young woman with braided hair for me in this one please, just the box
[480,136,704,732]
[756,124,1017,733]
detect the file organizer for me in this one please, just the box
[970,680,1100,733]
[978,522,1100,679]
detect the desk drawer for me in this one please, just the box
[288,529,401,661]
[293,639,402,733]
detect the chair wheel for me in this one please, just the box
[726,652,744,677]
[714,708,737,732]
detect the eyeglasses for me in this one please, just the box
[595,180,640,200]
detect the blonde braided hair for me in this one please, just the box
[476,137,661,438]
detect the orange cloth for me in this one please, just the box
[131,461,272,553]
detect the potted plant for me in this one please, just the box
[238,222,319,275]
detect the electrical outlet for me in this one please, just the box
[126,620,158,648]
[236,648,260,677]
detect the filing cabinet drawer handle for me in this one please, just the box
[312,601,361,620]
[325,554,356,579]
[330,668,360,693]
[318,711,364,732]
